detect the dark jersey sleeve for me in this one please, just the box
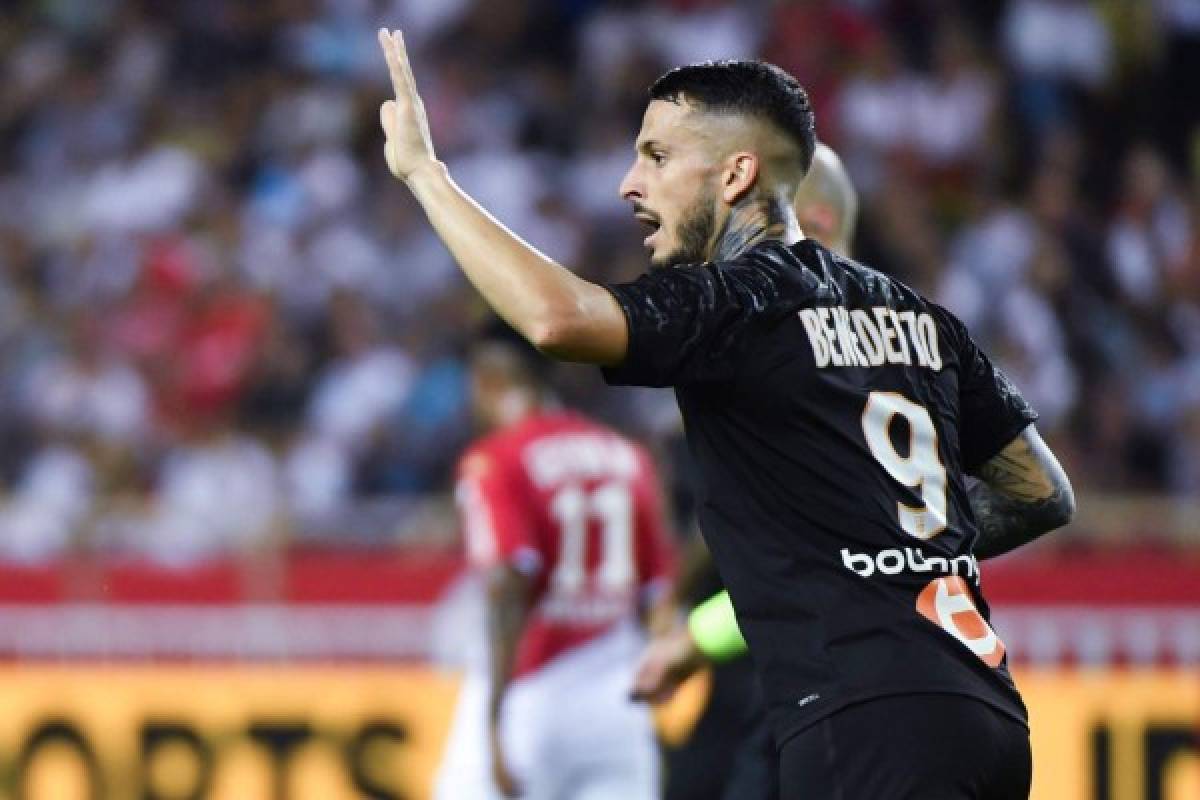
[602,259,808,387]
[935,305,1039,473]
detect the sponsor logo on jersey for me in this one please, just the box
[916,576,1006,668]
[839,548,1004,667]
[840,546,979,582]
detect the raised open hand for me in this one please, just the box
[377,28,437,181]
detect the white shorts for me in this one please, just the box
[434,623,660,800]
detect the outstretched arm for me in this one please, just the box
[968,425,1075,560]
[377,29,627,364]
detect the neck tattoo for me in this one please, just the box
[710,194,792,262]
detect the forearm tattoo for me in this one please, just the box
[969,434,1075,560]
[968,481,1072,559]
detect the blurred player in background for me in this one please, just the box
[647,142,859,800]
[381,29,1074,799]
[791,144,858,255]
[435,337,675,800]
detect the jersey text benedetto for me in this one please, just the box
[603,239,1037,746]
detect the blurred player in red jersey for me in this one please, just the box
[435,337,675,800]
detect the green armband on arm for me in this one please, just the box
[687,590,748,662]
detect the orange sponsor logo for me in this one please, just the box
[916,576,1005,668]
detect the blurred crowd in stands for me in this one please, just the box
[0,0,1196,562]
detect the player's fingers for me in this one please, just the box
[630,666,661,700]
[631,684,674,705]
[629,672,652,701]
[388,28,422,94]
[656,689,675,705]
[377,28,407,98]
[392,30,420,96]
[379,100,394,134]
[630,680,673,704]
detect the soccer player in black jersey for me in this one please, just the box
[378,29,1074,799]
[646,142,859,800]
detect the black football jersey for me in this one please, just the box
[603,239,1037,745]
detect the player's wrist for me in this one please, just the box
[402,157,447,190]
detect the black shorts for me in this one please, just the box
[722,710,779,800]
[779,693,1031,800]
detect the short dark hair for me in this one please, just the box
[471,319,552,388]
[650,60,816,175]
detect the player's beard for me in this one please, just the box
[654,186,716,268]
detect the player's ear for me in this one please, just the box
[721,152,759,205]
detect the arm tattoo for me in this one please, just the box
[968,480,1073,559]
[969,431,1075,560]
[712,193,790,262]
